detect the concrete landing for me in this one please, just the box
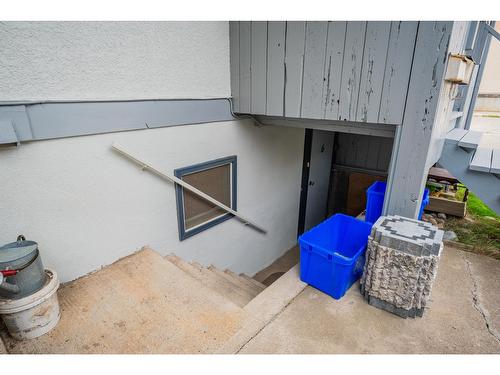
[254,245,299,286]
[238,245,500,354]
[0,248,245,354]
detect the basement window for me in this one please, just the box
[174,156,237,240]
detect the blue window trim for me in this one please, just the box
[174,156,237,241]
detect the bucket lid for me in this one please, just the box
[0,238,38,266]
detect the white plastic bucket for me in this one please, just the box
[0,269,60,340]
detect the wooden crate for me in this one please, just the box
[425,196,466,217]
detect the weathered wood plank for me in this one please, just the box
[469,147,492,172]
[239,21,252,113]
[378,21,418,125]
[266,21,286,116]
[491,149,500,174]
[458,130,483,149]
[426,196,466,217]
[229,22,240,112]
[354,135,371,167]
[284,21,306,118]
[251,21,268,115]
[339,21,367,121]
[356,21,391,123]
[323,21,347,120]
[384,21,453,218]
[376,137,394,171]
[445,128,468,143]
[365,137,380,170]
[301,22,329,119]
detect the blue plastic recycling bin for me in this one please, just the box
[365,181,430,224]
[298,214,373,300]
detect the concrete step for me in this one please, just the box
[208,266,260,301]
[1,248,245,354]
[216,264,307,354]
[224,269,264,295]
[239,274,267,291]
[165,255,255,308]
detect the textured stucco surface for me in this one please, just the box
[0,21,230,101]
[0,120,304,282]
[361,216,443,318]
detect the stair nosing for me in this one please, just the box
[239,274,267,290]
[209,266,259,299]
[224,269,264,294]
[165,255,253,307]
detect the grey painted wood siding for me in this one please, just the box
[356,22,391,123]
[238,22,252,114]
[338,21,367,121]
[301,22,329,118]
[229,22,240,112]
[378,22,419,124]
[323,21,347,120]
[229,21,418,125]
[266,22,286,116]
[284,21,306,117]
[251,21,268,114]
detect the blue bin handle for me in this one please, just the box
[300,241,334,261]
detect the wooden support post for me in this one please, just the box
[384,22,453,219]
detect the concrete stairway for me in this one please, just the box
[439,128,500,215]
[0,247,301,354]
[165,254,266,308]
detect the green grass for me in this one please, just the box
[456,186,499,218]
[443,186,500,260]
[445,215,500,260]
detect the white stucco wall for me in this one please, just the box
[0,120,304,282]
[0,21,230,101]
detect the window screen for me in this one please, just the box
[174,156,237,240]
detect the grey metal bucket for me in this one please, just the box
[0,236,47,299]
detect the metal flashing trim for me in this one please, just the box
[0,98,235,143]
[0,106,33,142]
[0,120,19,145]
[253,115,397,138]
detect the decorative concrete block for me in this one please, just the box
[360,215,443,318]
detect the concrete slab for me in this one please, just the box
[1,248,245,354]
[462,251,500,342]
[239,245,500,354]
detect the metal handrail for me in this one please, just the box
[111,143,267,234]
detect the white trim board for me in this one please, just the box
[254,115,396,138]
